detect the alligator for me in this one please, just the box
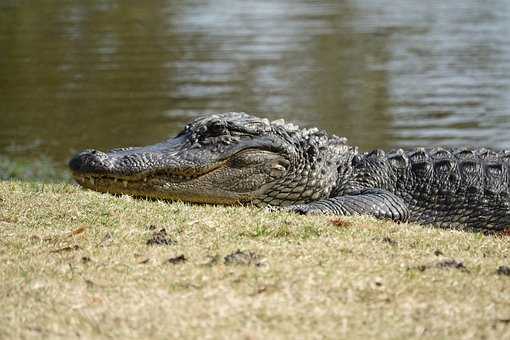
[69,112,510,232]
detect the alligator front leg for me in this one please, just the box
[285,189,409,222]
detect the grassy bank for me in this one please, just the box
[1,179,510,339]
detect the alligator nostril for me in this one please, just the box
[86,149,104,156]
[68,149,109,173]
[84,149,107,158]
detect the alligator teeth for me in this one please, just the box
[143,178,147,182]
[113,178,118,183]
[89,177,95,185]
[123,180,128,188]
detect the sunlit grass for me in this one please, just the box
[1,179,510,339]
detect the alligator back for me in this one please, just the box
[351,147,510,231]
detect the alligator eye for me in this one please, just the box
[207,121,227,137]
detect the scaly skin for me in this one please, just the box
[69,112,510,232]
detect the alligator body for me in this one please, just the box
[69,112,510,232]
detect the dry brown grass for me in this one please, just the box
[1,180,510,339]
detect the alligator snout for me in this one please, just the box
[69,149,111,174]
[69,147,176,177]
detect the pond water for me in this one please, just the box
[1,0,510,167]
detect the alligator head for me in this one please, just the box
[69,112,354,206]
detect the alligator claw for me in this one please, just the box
[264,205,281,213]
[264,205,312,215]
[283,204,316,215]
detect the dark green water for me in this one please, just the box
[1,0,510,168]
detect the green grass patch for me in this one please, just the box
[0,156,71,182]
[1,180,510,339]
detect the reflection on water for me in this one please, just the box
[1,0,510,166]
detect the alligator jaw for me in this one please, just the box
[71,162,223,188]
[68,145,281,204]
[70,158,234,202]
[73,172,197,191]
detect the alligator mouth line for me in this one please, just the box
[73,172,205,188]
[72,161,227,189]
